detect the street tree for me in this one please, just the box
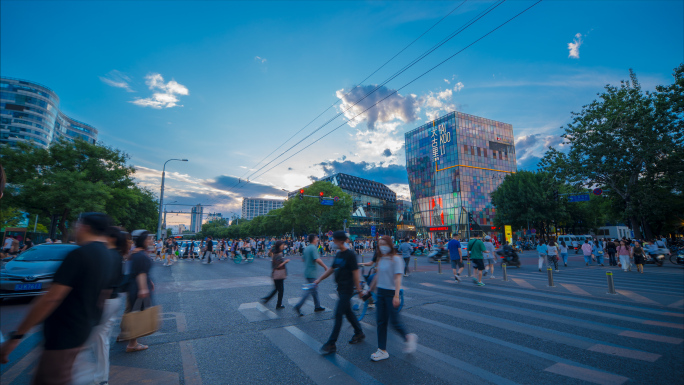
[280,181,352,235]
[1,139,159,240]
[540,67,683,239]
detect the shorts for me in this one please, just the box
[471,259,485,271]
[450,259,464,269]
[484,257,495,265]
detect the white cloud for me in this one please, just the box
[100,70,134,92]
[444,79,450,84]
[568,33,583,59]
[336,85,421,130]
[254,56,267,63]
[387,183,411,201]
[130,73,189,109]
[453,82,464,92]
[424,88,456,121]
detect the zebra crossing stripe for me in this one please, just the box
[616,290,661,306]
[560,283,592,296]
[404,314,630,385]
[511,278,535,289]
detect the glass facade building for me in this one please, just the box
[289,173,397,238]
[242,198,285,221]
[405,111,516,239]
[1,77,98,149]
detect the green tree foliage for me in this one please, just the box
[0,206,24,229]
[1,139,159,240]
[540,67,683,239]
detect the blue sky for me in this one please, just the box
[2,0,682,224]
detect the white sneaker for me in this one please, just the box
[370,349,389,361]
[489,275,495,279]
[403,333,418,353]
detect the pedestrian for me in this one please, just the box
[447,233,463,282]
[20,236,33,252]
[559,241,569,267]
[633,241,645,273]
[1,235,13,258]
[606,239,617,266]
[617,240,632,272]
[593,239,605,266]
[315,231,365,355]
[367,235,417,361]
[467,235,486,286]
[261,241,289,309]
[203,236,214,264]
[547,239,560,272]
[581,239,593,266]
[122,230,155,353]
[482,236,496,278]
[73,226,127,385]
[164,237,174,266]
[0,213,114,385]
[397,238,413,277]
[571,238,579,254]
[294,234,328,316]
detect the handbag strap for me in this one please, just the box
[132,297,151,311]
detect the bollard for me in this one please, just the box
[361,254,364,264]
[547,267,555,287]
[606,271,616,294]
[467,260,472,277]
[438,259,442,274]
[502,263,508,281]
[414,257,417,272]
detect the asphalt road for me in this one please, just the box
[1,250,683,385]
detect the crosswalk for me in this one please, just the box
[238,268,684,385]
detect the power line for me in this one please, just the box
[248,0,544,182]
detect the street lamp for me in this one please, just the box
[157,159,188,240]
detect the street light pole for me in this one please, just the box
[157,159,188,240]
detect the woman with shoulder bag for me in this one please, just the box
[124,230,155,353]
[261,241,289,309]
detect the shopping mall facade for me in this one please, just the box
[404,111,516,239]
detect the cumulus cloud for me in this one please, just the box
[568,33,583,59]
[254,56,267,63]
[444,79,450,84]
[130,73,189,109]
[453,82,464,92]
[318,160,408,185]
[100,70,134,92]
[382,149,392,157]
[336,85,421,130]
[514,133,566,170]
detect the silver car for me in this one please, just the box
[0,244,78,300]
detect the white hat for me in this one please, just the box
[484,235,491,240]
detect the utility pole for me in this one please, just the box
[156,158,188,240]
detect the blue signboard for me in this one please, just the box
[568,194,590,202]
[320,199,334,206]
[371,226,376,237]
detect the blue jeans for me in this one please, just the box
[596,253,604,265]
[561,253,568,264]
[295,278,321,309]
[583,254,592,264]
[376,288,408,351]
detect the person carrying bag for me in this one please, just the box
[119,297,160,341]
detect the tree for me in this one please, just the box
[540,67,683,239]
[1,206,24,229]
[280,181,352,235]
[1,139,159,240]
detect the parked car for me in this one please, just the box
[0,244,79,300]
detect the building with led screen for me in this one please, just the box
[404,111,516,239]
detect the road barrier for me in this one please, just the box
[438,259,442,274]
[467,260,472,277]
[414,257,417,272]
[502,263,508,281]
[547,267,555,287]
[606,271,616,294]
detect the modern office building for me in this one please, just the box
[396,200,416,239]
[1,77,98,148]
[241,198,285,221]
[405,111,516,239]
[206,213,223,222]
[289,173,397,238]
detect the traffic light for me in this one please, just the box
[299,189,304,200]
[468,213,473,223]
[367,202,371,209]
[319,191,324,202]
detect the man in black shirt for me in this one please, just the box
[204,236,214,264]
[0,213,114,385]
[314,231,365,355]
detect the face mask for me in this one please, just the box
[380,246,391,254]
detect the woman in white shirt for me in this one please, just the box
[547,239,560,272]
[368,235,417,362]
[559,241,569,267]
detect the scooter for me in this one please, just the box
[427,247,448,262]
[644,248,667,267]
[670,252,684,266]
[497,248,521,268]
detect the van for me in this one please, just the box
[576,235,593,244]
[557,235,577,247]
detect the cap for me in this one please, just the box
[131,229,148,240]
[484,235,491,240]
[332,230,348,241]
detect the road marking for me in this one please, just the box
[668,298,684,308]
[420,282,436,287]
[618,331,683,344]
[108,365,180,384]
[544,362,628,385]
[0,345,41,385]
[156,276,273,294]
[511,278,535,289]
[643,320,684,330]
[586,344,660,362]
[424,303,660,362]
[329,293,338,300]
[616,290,661,306]
[238,302,279,322]
[663,312,684,318]
[284,326,383,385]
[161,312,187,332]
[407,286,682,344]
[560,283,592,296]
[404,314,629,384]
[179,341,202,385]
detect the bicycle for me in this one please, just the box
[351,267,404,321]
[233,250,254,264]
